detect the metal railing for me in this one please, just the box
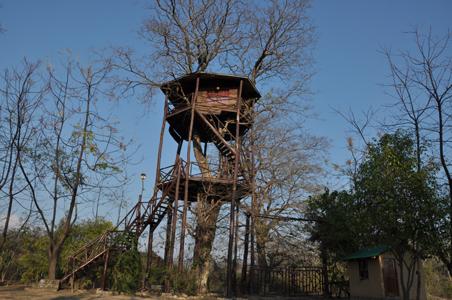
[248,266,324,296]
[159,158,246,183]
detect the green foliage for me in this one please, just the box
[306,131,441,260]
[60,218,114,274]
[307,131,443,299]
[167,268,197,296]
[305,190,362,260]
[15,228,48,283]
[147,265,167,286]
[0,218,115,284]
[146,266,197,296]
[353,131,439,255]
[307,131,444,268]
[79,278,94,289]
[111,234,142,294]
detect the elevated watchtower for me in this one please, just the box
[157,73,260,296]
[59,73,260,296]
[156,73,260,199]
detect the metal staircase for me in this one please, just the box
[60,160,182,285]
[60,101,244,287]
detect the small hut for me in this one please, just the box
[343,246,427,300]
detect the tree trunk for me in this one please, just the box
[48,246,60,280]
[397,258,409,300]
[255,222,269,268]
[0,153,19,252]
[320,243,330,297]
[416,258,421,300]
[192,198,221,294]
[191,135,221,294]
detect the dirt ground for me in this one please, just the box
[0,285,164,300]
[0,285,325,300]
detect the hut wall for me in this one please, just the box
[348,257,385,298]
[196,88,238,114]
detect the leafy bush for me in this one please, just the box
[60,218,114,274]
[148,265,167,286]
[111,234,142,294]
[147,266,197,295]
[168,268,197,296]
[16,229,48,283]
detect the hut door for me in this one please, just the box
[383,258,399,296]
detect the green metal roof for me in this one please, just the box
[342,245,390,261]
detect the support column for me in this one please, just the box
[241,212,250,293]
[164,208,173,266]
[226,80,243,297]
[249,110,257,294]
[101,250,110,291]
[178,77,200,272]
[163,207,173,292]
[144,97,168,288]
[168,149,182,269]
[233,198,239,295]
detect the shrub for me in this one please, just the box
[111,234,142,294]
[168,268,197,296]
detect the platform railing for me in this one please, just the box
[159,159,247,183]
[166,92,251,116]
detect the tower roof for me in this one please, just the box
[160,72,261,100]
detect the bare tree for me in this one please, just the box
[248,99,327,269]
[113,0,318,293]
[385,28,452,276]
[384,52,431,172]
[148,0,242,75]
[18,58,129,279]
[0,61,42,251]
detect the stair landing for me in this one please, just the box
[157,176,249,202]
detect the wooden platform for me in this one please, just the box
[166,104,252,143]
[157,175,250,202]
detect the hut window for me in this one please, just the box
[358,259,369,280]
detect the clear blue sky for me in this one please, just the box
[1,0,451,221]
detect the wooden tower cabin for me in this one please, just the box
[58,73,261,296]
